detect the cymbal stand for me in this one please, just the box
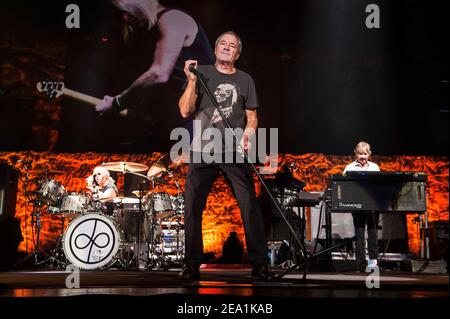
[14,159,33,255]
[136,180,148,270]
[146,177,173,270]
[174,215,184,263]
[32,200,44,265]
[13,198,47,269]
[11,164,32,269]
[22,163,32,255]
[164,168,185,265]
[12,163,56,269]
[36,216,68,269]
[25,168,49,266]
[123,170,151,270]
[172,189,185,259]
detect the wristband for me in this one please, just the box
[112,95,125,111]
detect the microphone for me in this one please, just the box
[188,63,197,73]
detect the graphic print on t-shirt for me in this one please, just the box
[210,82,238,125]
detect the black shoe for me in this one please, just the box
[356,263,367,273]
[179,264,200,280]
[251,264,274,280]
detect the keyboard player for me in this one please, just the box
[343,141,380,272]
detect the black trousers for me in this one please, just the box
[184,162,268,267]
[352,212,379,265]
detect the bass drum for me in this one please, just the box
[62,212,122,270]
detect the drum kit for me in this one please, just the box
[19,155,186,271]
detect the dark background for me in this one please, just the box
[0,0,448,155]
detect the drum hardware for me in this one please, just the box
[147,216,185,270]
[35,216,69,270]
[39,192,91,268]
[12,161,52,268]
[119,162,186,270]
[13,158,187,271]
[102,171,152,270]
[143,155,186,269]
[158,216,185,263]
[82,163,152,270]
[13,186,55,269]
[14,164,83,269]
[131,176,152,270]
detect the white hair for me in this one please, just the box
[354,141,372,155]
[93,166,115,184]
[113,0,160,30]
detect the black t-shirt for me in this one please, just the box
[191,65,259,154]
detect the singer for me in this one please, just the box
[86,166,118,200]
[178,31,272,280]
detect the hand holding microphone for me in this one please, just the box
[184,60,198,81]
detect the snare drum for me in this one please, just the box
[36,179,65,205]
[62,212,123,270]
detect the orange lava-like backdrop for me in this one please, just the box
[0,151,448,258]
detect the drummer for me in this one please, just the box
[86,166,118,200]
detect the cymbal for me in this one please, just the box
[100,161,149,173]
[147,165,166,178]
[155,153,171,167]
[28,169,65,175]
[147,153,184,178]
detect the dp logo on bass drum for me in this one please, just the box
[63,213,121,270]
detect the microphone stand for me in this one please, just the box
[189,66,311,279]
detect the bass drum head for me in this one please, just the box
[63,212,121,270]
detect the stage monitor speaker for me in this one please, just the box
[0,163,19,218]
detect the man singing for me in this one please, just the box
[178,31,272,280]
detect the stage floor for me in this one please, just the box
[0,265,449,298]
[1,266,448,316]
